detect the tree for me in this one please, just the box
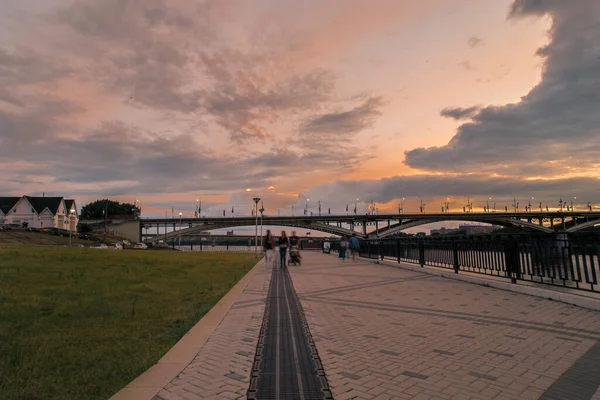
[78,223,93,233]
[80,199,140,220]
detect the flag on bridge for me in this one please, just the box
[328,208,331,215]
[223,209,225,216]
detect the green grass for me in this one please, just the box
[0,245,257,400]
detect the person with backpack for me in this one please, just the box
[348,233,360,262]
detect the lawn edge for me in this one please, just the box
[109,257,265,400]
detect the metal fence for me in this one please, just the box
[350,235,600,292]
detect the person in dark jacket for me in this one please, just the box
[278,231,289,268]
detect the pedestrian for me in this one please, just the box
[289,230,301,259]
[278,230,289,268]
[348,233,360,262]
[263,230,275,267]
[339,235,348,262]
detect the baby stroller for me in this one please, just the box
[288,246,301,266]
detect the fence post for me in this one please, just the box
[379,240,384,260]
[396,240,401,263]
[504,238,520,284]
[226,243,229,250]
[419,240,425,268]
[452,240,459,274]
[368,241,372,259]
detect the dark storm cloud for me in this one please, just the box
[301,96,383,135]
[405,0,600,176]
[440,106,481,120]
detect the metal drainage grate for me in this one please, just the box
[248,267,333,400]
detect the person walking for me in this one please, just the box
[263,230,275,267]
[278,230,290,268]
[339,235,348,262]
[348,233,360,262]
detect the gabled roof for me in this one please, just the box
[0,197,21,215]
[23,196,65,215]
[64,199,77,214]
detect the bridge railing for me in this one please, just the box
[357,234,600,293]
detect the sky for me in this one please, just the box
[1,0,599,220]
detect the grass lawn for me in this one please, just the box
[0,245,258,400]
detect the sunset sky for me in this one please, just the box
[1,0,599,218]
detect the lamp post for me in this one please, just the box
[399,198,405,214]
[559,197,564,212]
[259,201,265,242]
[68,207,75,247]
[571,197,576,212]
[253,197,260,256]
[178,212,182,248]
[420,198,425,214]
[355,198,359,215]
[444,198,450,213]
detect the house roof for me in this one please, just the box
[24,196,65,215]
[0,197,21,215]
[64,199,76,213]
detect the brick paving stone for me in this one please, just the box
[154,265,271,399]
[289,252,600,400]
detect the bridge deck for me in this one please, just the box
[143,252,600,400]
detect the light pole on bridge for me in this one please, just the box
[178,212,182,248]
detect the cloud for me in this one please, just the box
[301,97,384,135]
[405,0,600,177]
[467,36,484,48]
[440,106,481,120]
[300,174,600,210]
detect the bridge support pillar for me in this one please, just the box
[362,222,367,236]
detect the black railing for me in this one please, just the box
[355,234,600,292]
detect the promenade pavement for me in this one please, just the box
[129,251,600,400]
[291,252,600,400]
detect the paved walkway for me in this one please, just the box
[291,253,600,400]
[139,252,600,400]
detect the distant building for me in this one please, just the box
[430,227,461,236]
[0,195,78,231]
[458,224,500,235]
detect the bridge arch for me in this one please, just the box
[374,217,553,238]
[147,220,360,243]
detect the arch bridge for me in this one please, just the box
[122,211,600,243]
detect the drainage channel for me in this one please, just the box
[248,267,333,400]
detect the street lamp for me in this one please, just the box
[419,198,425,214]
[399,198,405,214]
[259,201,265,242]
[559,197,564,212]
[355,198,359,215]
[444,198,450,213]
[69,207,75,247]
[571,197,577,212]
[178,212,182,248]
[305,198,310,216]
[253,197,260,256]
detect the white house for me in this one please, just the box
[1,196,79,231]
[0,197,21,226]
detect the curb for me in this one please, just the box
[109,257,266,400]
[364,257,600,312]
